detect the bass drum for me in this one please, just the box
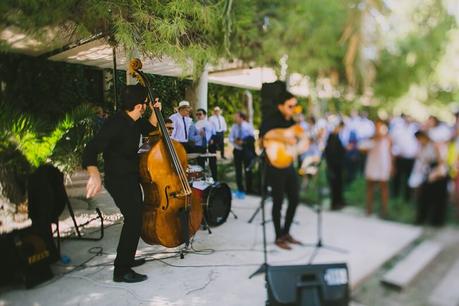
[202,182,232,227]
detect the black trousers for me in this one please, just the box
[327,164,345,209]
[234,149,253,193]
[416,177,448,226]
[215,132,225,157]
[105,176,143,272]
[392,157,415,201]
[267,165,299,239]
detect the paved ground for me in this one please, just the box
[353,227,459,306]
[0,185,424,306]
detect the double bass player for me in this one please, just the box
[83,84,161,283]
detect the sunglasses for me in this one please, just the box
[166,127,174,131]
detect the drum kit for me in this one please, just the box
[186,152,234,228]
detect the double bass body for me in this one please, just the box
[139,130,202,248]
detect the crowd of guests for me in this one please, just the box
[301,111,459,227]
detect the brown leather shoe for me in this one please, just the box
[275,238,292,250]
[283,234,303,245]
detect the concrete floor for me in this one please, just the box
[0,190,422,306]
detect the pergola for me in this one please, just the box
[1,27,311,112]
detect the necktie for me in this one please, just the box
[218,116,221,130]
[202,127,207,147]
[183,117,188,140]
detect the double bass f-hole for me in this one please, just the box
[163,186,171,210]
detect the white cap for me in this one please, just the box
[214,106,221,111]
[178,100,191,109]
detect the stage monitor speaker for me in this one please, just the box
[267,263,349,306]
[14,230,54,288]
[261,81,287,120]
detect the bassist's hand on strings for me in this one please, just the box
[149,98,162,111]
[148,98,162,127]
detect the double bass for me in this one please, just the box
[129,58,202,248]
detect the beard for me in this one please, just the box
[140,104,147,116]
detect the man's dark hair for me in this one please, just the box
[165,118,173,124]
[415,130,428,139]
[196,108,207,115]
[121,85,148,111]
[237,111,247,121]
[275,90,295,106]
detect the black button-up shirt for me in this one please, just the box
[259,110,295,137]
[82,111,155,179]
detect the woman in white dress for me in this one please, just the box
[363,120,393,217]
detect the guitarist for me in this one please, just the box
[260,91,302,250]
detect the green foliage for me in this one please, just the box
[51,104,98,174]
[144,73,191,117]
[208,83,261,128]
[0,103,74,167]
[0,0,229,76]
[228,0,350,78]
[374,2,456,101]
[0,53,103,124]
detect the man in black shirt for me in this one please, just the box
[82,84,160,283]
[324,121,346,210]
[260,91,302,250]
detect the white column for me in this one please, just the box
[195,65,209,111]
[244,90,254,124]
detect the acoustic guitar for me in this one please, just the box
[263,124,310,169]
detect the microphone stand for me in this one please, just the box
[247,154,264,224]
[301,157,348,264]
[248,150,269,279]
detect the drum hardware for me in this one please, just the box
[186,165,205,181]
[186,153,201,160]
[198,153,217,158]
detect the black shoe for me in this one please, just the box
[130,258,146,268]
[113,269,147,283]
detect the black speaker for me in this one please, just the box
[261,81,287,120]
[14,230,54,288]
[267,263,350,306]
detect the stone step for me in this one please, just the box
[381,240,443,290]
[428,258,459,306]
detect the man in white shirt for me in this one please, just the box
[229,112,255,198]
[169,100,193,152]
[189,108,217,179]
[209,106,227,159]
[390,114,419,201]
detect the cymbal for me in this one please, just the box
[187,153,201,160]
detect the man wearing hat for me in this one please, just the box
[169,100,193,152]
[209,106,227,159]
[82,84,161,283]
